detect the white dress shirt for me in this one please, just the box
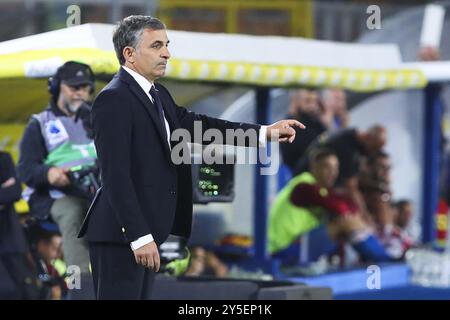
[122,65,267,251]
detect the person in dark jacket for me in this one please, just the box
[0,151,36,299]
[78,15,304,300]
[281,89,331,171]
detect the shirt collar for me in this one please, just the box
[122,65,154,94]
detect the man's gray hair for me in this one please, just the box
[113,15,166,65]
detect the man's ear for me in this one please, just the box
[123,46,135,63]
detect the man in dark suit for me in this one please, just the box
[78,15,304,300]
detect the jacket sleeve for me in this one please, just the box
[0,152,22,206]
[91,89,151,242]
[157,84,261,147]
[17,118,52,188]
[290,183,357,216]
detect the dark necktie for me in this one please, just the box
[149,86,167,140]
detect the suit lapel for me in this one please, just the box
[159,95,178,131]
[119,68,171,156]
[155,86,181,149]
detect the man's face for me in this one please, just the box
[312,155,339,188]
[129,28,171,82]
[324,89,347,114]
[298,90,319,114]
[365,127,387,154]
[58,83,91,113]
[398,203,413,229]
[375,156,391,182]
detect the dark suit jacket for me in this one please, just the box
[0,151,27,255]
[79,67,260,245]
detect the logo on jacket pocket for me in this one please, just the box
[45,119,69,147]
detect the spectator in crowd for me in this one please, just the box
[392,199,418,247]
[294,125,387,224]
[281,89,329,171]
[0,151,38,299]
[321,88,349,130]
[359,151,393,227]
[359,150,416,257]
[378,209,414,260]
[395,200,414,231]
[268,148,394,265]
[28,221,67,300]
[359,152,413,259]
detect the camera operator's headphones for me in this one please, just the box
[48,61,96,101]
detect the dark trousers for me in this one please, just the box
[89,242,155,300]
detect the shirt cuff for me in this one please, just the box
[258,125,268,148]
[130,234,154,251]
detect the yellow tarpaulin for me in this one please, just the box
[0,47,426,91]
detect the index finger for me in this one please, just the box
[287,119,306,129]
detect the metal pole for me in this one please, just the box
[253,88,271,261]
[422,84,442,243]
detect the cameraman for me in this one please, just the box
[18,61,96,278]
